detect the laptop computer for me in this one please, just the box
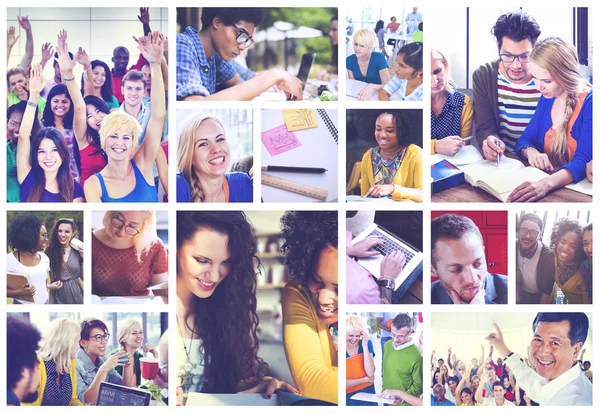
[96,382,151,406]
[351,223,423,291]
[257,53,316,101]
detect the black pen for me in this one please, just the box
[261,165,327,174]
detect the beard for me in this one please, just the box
[440,275,486,303]
[22,390,39,404]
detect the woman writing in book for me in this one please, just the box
[22,318,84,406]
[346,315,376,406]
[280,211,338,404]
[83,32,165,203]
[482,37,592,202]
[92,211,167,297]
[550,218,589,304]
[17,64,84,202]
[111,319,158,386]
[176,211,297,397]
[346,29,390,101]
[430,49,473,156]
[379,42,423,101]
[360,111,423,202]
[6,214,58,305]
[46,218,83,305]
[176,113,252,203]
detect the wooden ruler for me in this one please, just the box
[262,173,328,201]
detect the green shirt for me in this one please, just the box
[8,92,46,117]
[7,139,20,202]
[382,341,423,406]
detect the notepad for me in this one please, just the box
[282,109,318,131]
[430,145,484,166]
[261,124,302,156]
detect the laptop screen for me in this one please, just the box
[96,382,151,406]
[296,53,316,87]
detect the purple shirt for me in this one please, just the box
[20,169,83,202]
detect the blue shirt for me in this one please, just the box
[346,339,375,358]
[176,26,236,99]
[431,273,508,304]
[7,387,21,405]
[431,395,456,406]
[75,348,122,403]
[383,77,423,101]
[119,95,168,147]
[431,90,467,139]
[95,159,158,203]
[346,52,388,84]
[176,172,253,203]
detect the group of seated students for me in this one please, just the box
[7,315,167,406]
[6,8,168,203]
[347,27,423,101]
[430,11,592,201]
[516,213,592,304]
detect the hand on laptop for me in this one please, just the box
[348,236,385,257]
[380,250,406,280]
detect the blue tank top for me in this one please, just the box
[95,159,158,202]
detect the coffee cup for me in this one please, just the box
[140,357,159,380]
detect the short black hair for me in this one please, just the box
[53,50,74,67]
[437,358,444,363]
[397,42,423,72]
[80,318,109,348]
[460,387,472,396]
[583,361,591,368]
[431,214,483,268]
[583,222,592,233]
[447,376,458,384]
[201,8,265,31]
[519,212,543,233]
[392,313,412,331]
[493,380,504,390]
[7,315,41,389]
[533,312,589,345]
[492,12,541,51]
[280,211,337,285]
[8,214,43,254]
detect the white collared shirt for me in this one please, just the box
[392,339,415,351]
[506,353,592,405]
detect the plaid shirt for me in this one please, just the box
[176,26,236,99]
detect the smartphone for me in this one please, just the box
[296,53,316,87]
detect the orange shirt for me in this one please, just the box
[543,90,589,158]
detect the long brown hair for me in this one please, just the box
[46,218,79,282]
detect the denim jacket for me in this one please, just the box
[75,348,122,403]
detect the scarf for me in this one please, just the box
[556,257,579,285]
[41,359,73,406]
[328,323,338,354]
[370,146,407,186]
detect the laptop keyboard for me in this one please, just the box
[367,229,415,262]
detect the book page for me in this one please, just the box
[479,166,550,202]
[566,179,593,196]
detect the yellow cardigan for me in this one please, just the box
[430,93,474,154]
[23,355,83,406]
[360,144,423,202]
[282,280,338,404]
[555,257,590,304]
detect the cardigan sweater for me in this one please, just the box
[22,355,83,406]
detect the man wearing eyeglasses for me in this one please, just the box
[177,8,303,101]
[473,12,542,159]
[516,213,555,304]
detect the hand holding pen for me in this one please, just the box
[482,135,505,163]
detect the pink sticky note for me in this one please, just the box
[261,124,302,157]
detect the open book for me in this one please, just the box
[459,157,592,202]
[7,270,34,302]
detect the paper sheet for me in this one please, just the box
[430,144,484,166]
[282,109,318,131]
[349,392,397,405]
[261,124,302,156]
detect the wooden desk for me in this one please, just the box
[432,183,592,203]
[397,278,422,304]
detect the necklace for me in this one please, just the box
[176,315,200,393]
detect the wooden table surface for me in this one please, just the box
[397,278,423,304]
[432,183,592,203]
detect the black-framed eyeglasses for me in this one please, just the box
[233,24,254,48]
[499,53,531,63]
[90,333,110,342]
[111,216,140,236]
[518,228,540,238]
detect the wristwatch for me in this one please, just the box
[378,279,395,290]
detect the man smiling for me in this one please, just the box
[485,313,592,405]
[177,8,303,100]
[431,214,507,304]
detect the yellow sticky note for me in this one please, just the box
[282,109,318,131]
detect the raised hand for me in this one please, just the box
[133,31,164,64]
[55,31,76,72]
[41,42,53,62]
[161,34,168,55]
[7,26,18,48]
[137,7,150,24]
[75,47,91,69]
[17,16,32,31]
[28,64,46,95]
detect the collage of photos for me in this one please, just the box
[3,3,596,410]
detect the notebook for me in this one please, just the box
[346,78,379,101]
[7,270,34,302]
[261,109,338,202]
[351,223,423,291]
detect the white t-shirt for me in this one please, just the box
[176,333,205,394]
[6,251,50,304]
[482,397,515,407]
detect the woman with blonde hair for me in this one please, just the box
[430,49,473,156]
[483,37,592,202]
[110,319,159,386]
[346,315,376,406]
[92,211,167,297]
[23,318,83,406]
[83,32,165,202]
[346,29,390,100]
[176,112,252,202]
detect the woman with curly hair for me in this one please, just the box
[6,214,60,304]
[360,111,423,202]
[46,218,83,304]
[176,211,296,398]
[280,211,338,404]
[550,217,589,304]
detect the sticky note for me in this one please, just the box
[282,109,318,131]
[261,124,302,156]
